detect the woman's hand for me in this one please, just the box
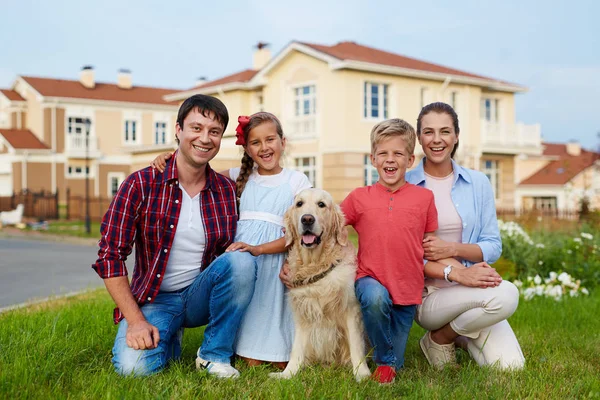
[423,236,457,261]
[226,241,262,256]
[150,152,173,173]
[451,262,502,288]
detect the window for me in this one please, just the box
[67,165,90,178]
[481,160,500,199]
[533,197,557,210]
[294,85,316,116]
[364,154,378,186]
[0,111,8,128]
[107,172,126,197]
[124,120,137,144]
[480,98,499,122]
[364,82,388,119]
[295,157,316,186]
[420,87,431,108]
[154,122,167,145]
[450,91,458,109]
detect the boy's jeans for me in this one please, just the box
[112,251,257,376]
[355,276,416,370]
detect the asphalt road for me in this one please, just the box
[0,238,108,310]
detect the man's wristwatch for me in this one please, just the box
[443,265,453,283]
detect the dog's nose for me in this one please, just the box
[301,214,315,226]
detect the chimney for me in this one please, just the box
[566,141,581,156]
[196,76,208,87]
[117,69,132,89]
[80,65,95,89]
[253,42,271,70]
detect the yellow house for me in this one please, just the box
[516,142,600,211]
[0,67,179,201]
[165,41,543,207]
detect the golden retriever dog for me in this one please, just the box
[269,188,370,382]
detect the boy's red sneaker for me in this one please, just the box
[371,365,396,384]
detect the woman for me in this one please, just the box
[405,102,525,370]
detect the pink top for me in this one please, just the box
[341,182,438,305]
[425,172,463,288]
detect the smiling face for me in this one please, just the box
[244,121,285,175]
[175,107,224,169]
[418,111,458,167]
[371,136,415,191]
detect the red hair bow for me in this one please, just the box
[235,116,250,145]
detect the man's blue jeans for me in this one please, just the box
[355,276,416,370]
[112,251,257,376]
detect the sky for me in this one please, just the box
[1,0,598,150]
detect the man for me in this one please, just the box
[92,95,256,378]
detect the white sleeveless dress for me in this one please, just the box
[231,167,312,361]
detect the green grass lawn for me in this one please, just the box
[1,290,598,399]
[27,220,102,240]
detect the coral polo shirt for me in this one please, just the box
[341,182,438,305]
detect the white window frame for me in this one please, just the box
[420,87,432,108]
[122,111,142,145]
[363,81,389,120]
[481,97,500,122]
[364,154,378,186]
[294,84,316,117]
[66,164,93,179]
[533,196,557,210]
[123,119,139,145]
[481,160,500,200]
[294,156,317,187]
[107,172,126,197]
[288,83,317,139]
[449,91,458,110]
[154,121,168,145]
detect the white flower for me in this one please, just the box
[573,237,582,243]
[581,232,593,240]
[581,288,589,295]
[534,275,542,285]
[569,289,578,297]
[536,243,546,249]
[535,286,544,296]
[513,280,522,288]
[567,250,572,254]
[549,271,558,281]
[539,260,544,265]
[557,272,572,285]
[524,288,536,300]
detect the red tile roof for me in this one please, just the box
[520,143,600,185]
[195,69,258,90]
[0,89,25,101]
[0,129,50,150]
[300,41,512,84]
[20,76,180,105]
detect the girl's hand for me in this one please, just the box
[279,261,293,289]
[423,236,456,260]
[150,152,173,173]
[452,262,502,288]
[226,242,261,256]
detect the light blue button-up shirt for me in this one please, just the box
[405,158,502,266]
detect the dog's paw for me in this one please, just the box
[269,371,293,380]
[354,366,371,382]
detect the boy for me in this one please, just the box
[340,118,438,384]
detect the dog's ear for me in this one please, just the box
[332,204,348,247]
[283,206,297,247]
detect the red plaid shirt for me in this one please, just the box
[92,152,237,324]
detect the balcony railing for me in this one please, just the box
[480,120,541,151]
[287,115,316,139]
[65,135,101,158]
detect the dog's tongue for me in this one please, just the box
[302,234,316,244]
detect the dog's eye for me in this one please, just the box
[296,200,303,207]
[318,201,326,208]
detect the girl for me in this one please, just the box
[405,102,525,370]
[152,112,312,368]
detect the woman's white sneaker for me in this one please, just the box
[196,356,240,378]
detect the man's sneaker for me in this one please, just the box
[420,331,457,369]
[371,366,396,384]
[196,356,240,378]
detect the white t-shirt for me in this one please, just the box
[160,184,206,292]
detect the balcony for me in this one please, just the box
[480,120,542,155]
[287,115,316,139]
[65,134,102,159]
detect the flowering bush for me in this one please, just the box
[498,220,599,289]
[513,272,589,301]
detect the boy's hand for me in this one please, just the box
[226,241,261,256]
[150,152,173,173]
[423,236,456,260]
[279,261,293,289]
[451,262,502,288]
